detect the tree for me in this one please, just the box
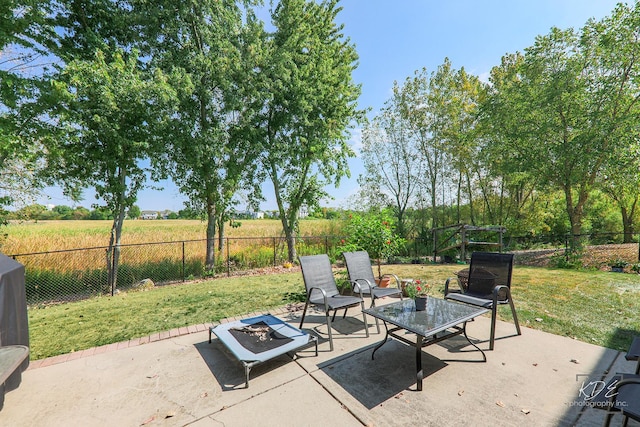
[52,204,73,219]
[0,0,55,222]
[360,83,423,237]
[133,0,264,271]
[127,205,141,220]
[258,0,362,262]
[485,3,640,237]
[49,49,176,293]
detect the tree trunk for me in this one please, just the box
[205,201,217,272]
[621,205,636,243]
[107,171,127,295]
[281,210,298,263]
[217,216,225,252]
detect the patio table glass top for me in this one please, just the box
[364,297,488,338]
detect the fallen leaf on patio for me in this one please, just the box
[221,405,229,411]
[140,416,155,425]
[165,411,176,419]
[522,408,531,414]
[394,392,404,399]
[146,374,158,379]
[514,393,519,397]
[533,363,538,367]
[496,401,505,407]
[570,359,580,364]
[200,392,208,398]
[458,390,464,396]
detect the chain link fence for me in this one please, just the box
[10,232,640,306]
[10,236,344,306]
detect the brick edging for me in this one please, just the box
[27,304,303,370]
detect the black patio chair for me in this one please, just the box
[298,254,369,351]
[602,336,640,427]
[444,252,521,350]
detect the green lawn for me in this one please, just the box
[28,264,640,360]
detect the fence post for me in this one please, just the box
[182,241,185,282]
[226,238,230,277]
[273,237,276,267]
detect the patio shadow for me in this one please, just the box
[318,339,447,409]
[194,339,317,391]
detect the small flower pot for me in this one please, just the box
[375,277,391,288]
[414,296,428,311]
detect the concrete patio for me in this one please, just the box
[0,298,638,427]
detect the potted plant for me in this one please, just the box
[608,258,628,273]
[404,280,430,311]
[338,210,406,282]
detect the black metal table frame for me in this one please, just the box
[365,301,488,391]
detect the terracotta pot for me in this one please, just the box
[375,277,391,287]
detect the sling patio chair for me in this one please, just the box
[602,336,640,427]
[343,250,403,333]
[298,254,369,351]
[444,251,521,350]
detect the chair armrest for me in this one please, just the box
[350,279,369,298]
[615,377,640,389]
[608,377,640,410]
[493,284,510,303]
[307,286,328,306]
[444,277,461,295]
[382,274,402,290]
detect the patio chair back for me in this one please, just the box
[299,254,339,302]
[467,252,514,301]
[343,251,376,292]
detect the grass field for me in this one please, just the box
[27,263,640,360]
[2,218,345,255]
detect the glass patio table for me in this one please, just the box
[363,298,488,391]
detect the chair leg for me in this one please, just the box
[299,299,310,329]
[509,298,521,336]
[326,310,334,351]
[361,301,369,338]
[490,305,498,351]
[603,410,614,427]
[370,296,380,333]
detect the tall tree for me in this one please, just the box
[486,3,640,237]
[258,0,362,262]
[360,82,423,237]
[0,0,55,220]
[132,0,264,271]
[49,49,176,292]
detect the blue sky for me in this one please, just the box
[38,0,623,212]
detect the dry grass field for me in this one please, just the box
[1,218,344,255]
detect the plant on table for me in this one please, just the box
[404,280,429,299]
[338,210,405,279]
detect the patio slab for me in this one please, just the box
[0,301,638,426]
